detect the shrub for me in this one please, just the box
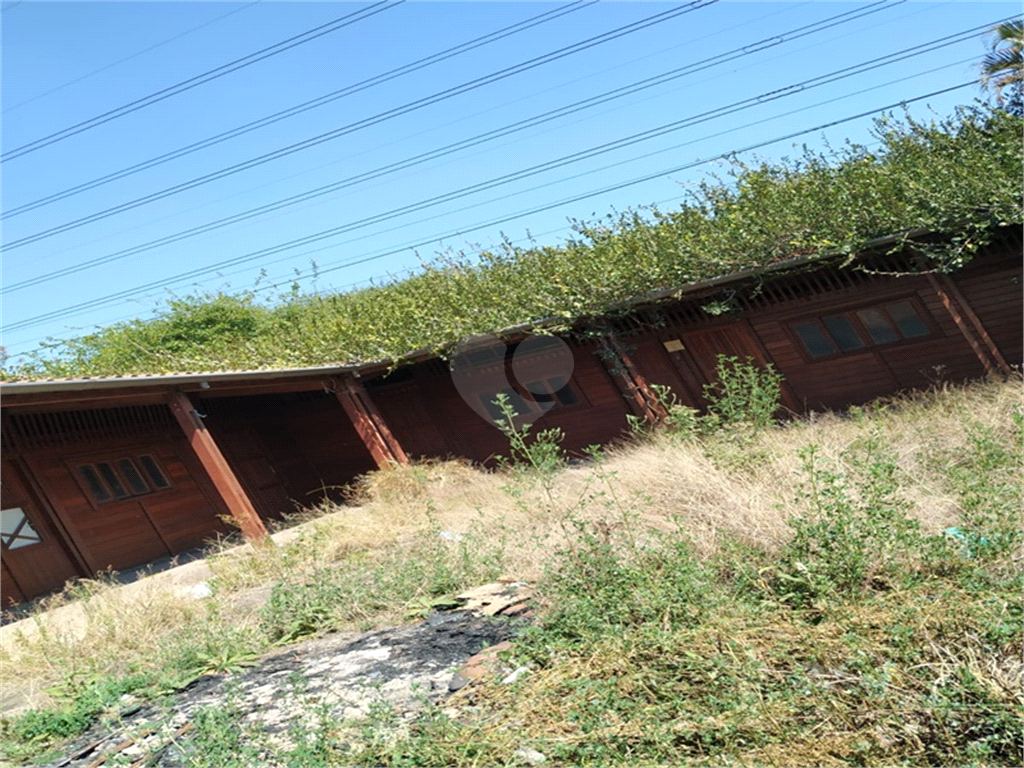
[535,521,708,643]
[703,355,783,430]
[775,437,923,605]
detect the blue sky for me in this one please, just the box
[1,0,1017,365]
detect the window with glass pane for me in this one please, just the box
[856,308,900,344]
[501,387,531,418]
[886,301,929,338]
[548,376,580,406]
[138,455,170,489]
[524,381,556,406]
[478,394,504,422]
[1,507,42,549]
[822,315,866,352]
[78,465,112,502]
[792,322,837,358]
[97,462,129,499]
[117,459,150,496]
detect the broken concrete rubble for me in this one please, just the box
[40,583,536,768]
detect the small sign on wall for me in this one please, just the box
[663,339,685,353]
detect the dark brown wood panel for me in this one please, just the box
[1,459,85,602]
[1,559,26,607]
[24,452,167,573]
[201,392,378,515]
[532,346,634,453]
[17,431,230,575]
[284,396,378,502]
[952,263,1023,367]
[138,446,229,553]
[371,380,454,459]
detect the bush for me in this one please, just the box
[535,521,708,642]
[775,437,923,605]
[703,355,783,430]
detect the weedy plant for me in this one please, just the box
[774,435,924,606]
[702,355,784,431]
[258,515,507,643]
[3,379,1021,767]
[628,356,783,441]
[491,392,567,479]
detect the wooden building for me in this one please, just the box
[2,228,1020,606]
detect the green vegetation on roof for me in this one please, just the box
[6,106,1021,381]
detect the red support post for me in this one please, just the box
[167,391,268,542]
[334,378,409,468]
[600,332,669,424]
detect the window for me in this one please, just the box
[77,454,170,504]
[117,459,151,496]
[1,507,42,550]
[479,378,583,421]
[138,455,170,489]
[791,299,931,360]
[525,376,581,408]
[96,462,129,499]
[479,388,532,422]
[77,465,112,502]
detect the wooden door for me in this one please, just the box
[1,460,85,605]
[666,321,797,411]
[58,453,172,572]
[136,444,229,554]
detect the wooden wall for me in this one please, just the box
[198,391,378,517]
[618,243,1020,413]
[369,337,634,463]
[950,248,1022,369]
[1,404,230,604]
[2,234,1019,606]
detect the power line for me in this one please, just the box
[3,19,989,303]
[2,2,262,115]
[1,78,975,335]
[3,0,893,292]
[265,83,978,287]
[3,0,598,217]
[0,1,402,162]
[2,1,715,248]
[6,51,944,357]
[238,56,981,299]
[0,61,966,355]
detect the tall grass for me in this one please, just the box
[1,377,1020,766]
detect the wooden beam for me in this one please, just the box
[334,379,409,468]
[166,391,268,542]
[599,333,669,424]
[926,273,1009,376]
[930,273,1013,376]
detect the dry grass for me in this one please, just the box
[1,378,1019,726]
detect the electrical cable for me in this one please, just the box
[2,2,262,115]
[2,21,991,301]
[2,1,716,246]
[0,1,402,161]
[208,55,982,299]
[2,0,598,216]
[1,80,974,335]
[3,0,889,292]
